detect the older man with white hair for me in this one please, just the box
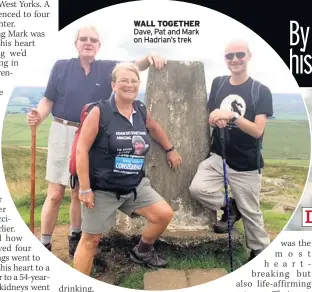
[26,25,166,256]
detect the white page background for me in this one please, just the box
[0,1,311,291]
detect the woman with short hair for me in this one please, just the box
[73,62,182,275]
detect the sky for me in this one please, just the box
[14,1,302,94]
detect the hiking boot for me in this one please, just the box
[68,231,82,256]
[247,249,263,262]
[213,198,241,233]
[44,243,52,251]
[129,246,167,268]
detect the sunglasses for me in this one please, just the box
[78,36,99,43]
[225,52,246,60]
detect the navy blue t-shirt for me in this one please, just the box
[44,58,118,122]
[208,76,273,171]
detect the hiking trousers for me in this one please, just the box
[189,153,270,251]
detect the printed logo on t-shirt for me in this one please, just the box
[112,131,149,175]
[220,94,246,117]
[114,155,144,175]
[132,135,149,156]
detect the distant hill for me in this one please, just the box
[271,93,308,120]
[139,92,307,120]
[6,87,308,120]
[7,87,45,114]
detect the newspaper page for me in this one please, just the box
[0,1,312,291]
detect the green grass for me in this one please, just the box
[1,114,311,161]
[2,114,52,147]
[2,146,70,227]
[262,119,310,160]
[2,145,249,288]
[265,159,310,168]
[262,161,309,186]
[120,248,248,289]
[15,194,70,227]
[121,269,147,290]
[1,116,310,289]
[234,210,291,237]
[263,211,290,233]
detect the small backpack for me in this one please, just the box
[212,75,264,173]
[69,97,147,189]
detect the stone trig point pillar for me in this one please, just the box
[111,60,243,258]
[144,60,217,229]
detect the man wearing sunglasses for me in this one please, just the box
[189,39,273,262]
[26,25,167,257]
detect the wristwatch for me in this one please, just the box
[230,112,239,123]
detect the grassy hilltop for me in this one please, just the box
[2,111,310,288]
[2,113,310,163]
[2,112,310,228]
[2,86,310,287]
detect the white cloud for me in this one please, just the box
[15,1,300,94]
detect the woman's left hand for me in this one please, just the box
[79,190,95,209]
[167,150,183,170]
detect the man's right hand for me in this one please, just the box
[215,119,229,128]
[27,108,42,127]
[209,118,229,128]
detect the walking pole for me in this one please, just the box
[30,123,36,234]
[219,127,234,272]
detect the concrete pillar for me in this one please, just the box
[144,60,217,228]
